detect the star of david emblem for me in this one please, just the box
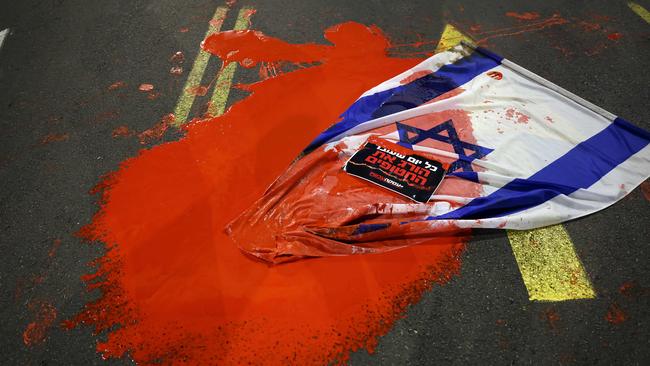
[395,120,493,174]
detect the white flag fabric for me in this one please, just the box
[227,42,650,264]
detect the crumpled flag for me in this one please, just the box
[227,42,650,264]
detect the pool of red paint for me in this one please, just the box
[69,22,472,365]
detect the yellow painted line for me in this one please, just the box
[508,225,595,301]
[628,2,650,23]
[435,24,595,302]
[172,6,229,126]
[435,24,474,53]
[207,7,255,117]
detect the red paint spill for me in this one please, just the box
[138,83,154,92]
[605,303,628,324]
[40,133,69,145]
[108,81,126,91]
[607,32,622,41]
[69,22,469,365]
[137,113,175,144]
[640,180,650,202]
[23,301,57,347]
[112,125,134,138]
[505,11,541,21]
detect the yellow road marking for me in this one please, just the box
[508,225,595,301]
[207,7,255,117]
[435,24,595,302]
[435,24,474,53]
[628,2,650,23]
[172,6,229,126]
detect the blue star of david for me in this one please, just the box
[395,120,493,173]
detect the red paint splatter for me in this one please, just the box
[68,22,470,365]
[605,303,628,324]
[545,116,554,123]
[112,126,134,138]
[474,14,568,45]
[169,66,183,75]
[23,301,57,347]
[638,180,650,202]
[487,70,502,80]
[607,32,623,41]
[138,83,154,92]
[108,81,126,91]
[179,27,189,33]
[40,133,69,145]
[504,107,530,124]
[505,12,541,21]
[137,113,175,144]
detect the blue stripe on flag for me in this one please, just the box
[303,49,501,153]
[431,117,650,220]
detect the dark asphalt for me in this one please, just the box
[1,0,649,364]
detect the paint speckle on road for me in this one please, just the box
[505,11,541,20]
[112,126,134,138]
[40,133,69,145]
[138,83,154,92]
[607,32,623,40]
[23,301,57,347]
[605,303,628,324]
[108,81,126,91]
[137,113,174,144]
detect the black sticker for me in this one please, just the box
[344,138,445,203]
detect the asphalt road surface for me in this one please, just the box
[1,0,649,364]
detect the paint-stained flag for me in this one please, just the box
[227,42,650,264]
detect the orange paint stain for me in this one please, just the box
[69,22,469,365]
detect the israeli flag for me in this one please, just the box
[310,42,650,230]
[229,42,650,262]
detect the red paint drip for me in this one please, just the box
[505,12,541,21]
[69,22,469,364]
